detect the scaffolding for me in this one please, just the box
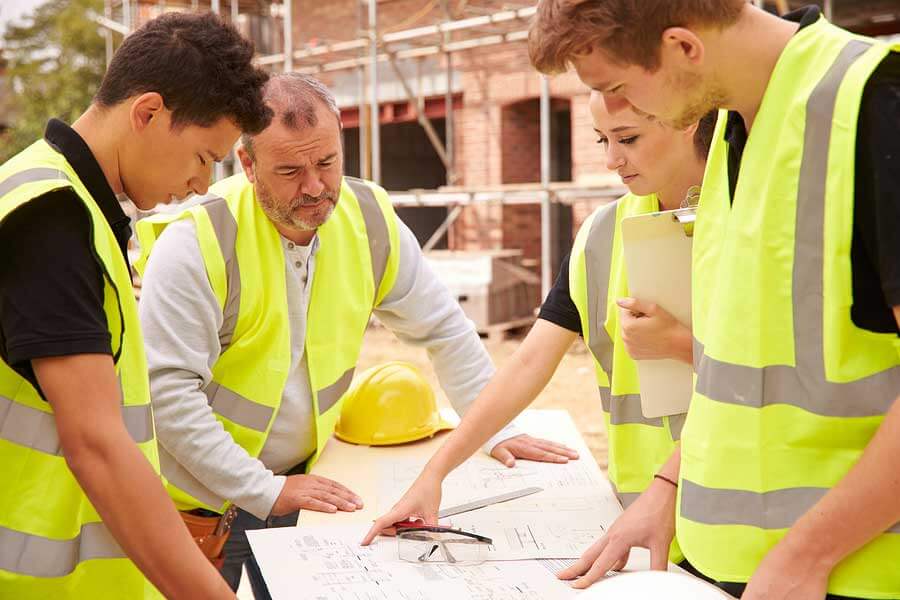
[91,0,898,296]
[93,0,611,297]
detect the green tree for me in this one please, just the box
[1,0,108,162]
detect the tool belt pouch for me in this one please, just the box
[180,506,237,569]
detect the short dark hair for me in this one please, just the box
[693,110,718,159]
[242,73,342,160]
[95,12,272,134]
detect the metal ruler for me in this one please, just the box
[438,486,544,518]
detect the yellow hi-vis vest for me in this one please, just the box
[136,173,400,514]
[678,17,900,597]
[569,193,685,563]
[0,140,160,599]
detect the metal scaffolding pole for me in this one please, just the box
[283,0,293,72]
[422,205,463,252]
[445,50,455,184]
[104,0,113,65]
[823,0,833,21]
[356,1,369,180]
[368,0,381,184]
[211,0,227,181]
[358,65,369,180]
[231,0,238,20]
[415,58,424,112]
[442,0,455,185]
[539,76,552,298]
[123,0,132,31]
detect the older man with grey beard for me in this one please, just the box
[135,73,579,595]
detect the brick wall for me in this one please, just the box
[448,41,609,282]
[501,99,541,185]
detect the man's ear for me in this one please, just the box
[683,120,699,138]
[129,92,166,133]
[659,26,705,68]
[236,145,256,183]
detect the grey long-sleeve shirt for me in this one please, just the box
[139,213,520,519]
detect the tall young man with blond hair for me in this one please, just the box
[529,1,900,598]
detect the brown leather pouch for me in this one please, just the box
[180,506,238,569]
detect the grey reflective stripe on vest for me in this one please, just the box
[159,445,225,509]
[190,194,270,434]
[584,204,669,430]
[198,196,242,350]
[310,178,392,412]
[345,177,391,295]
[318,367,355,414]
[0,394,153,456]
[0,521,125,578]
[618,492,640,509]
[609,479,640,510]
[599,387,663,427]
[694,340,900,417]
[693,39,900,418]
[583,202,618,376]
[203,381,273,432]
[685,41,900,530]
[0,167,70,199]
[680,479,900,534]
[667,412,686,441]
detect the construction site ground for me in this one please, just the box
[357,324,609,472]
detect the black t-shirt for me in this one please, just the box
[0,119,132,394]
[538,252,582,333]
[540,7,900,336]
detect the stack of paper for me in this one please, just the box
[248,523,579,600]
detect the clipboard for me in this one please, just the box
[620,208,694,419]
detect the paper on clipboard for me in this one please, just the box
[620,209,693,419]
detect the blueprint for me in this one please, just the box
[378,456,612,513]
[376,456,621,561]
[247,524,579,600]
[451,510,608,560]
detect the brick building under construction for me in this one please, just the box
[101,0,899,320]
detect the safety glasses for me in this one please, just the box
[396,525,493,565]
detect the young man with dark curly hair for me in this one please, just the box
[0,12,271,599]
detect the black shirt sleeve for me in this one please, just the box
[850,53,900,334]
[0,190,112,392]
[538,252,583,335]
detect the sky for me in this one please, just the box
[0,0,49,36]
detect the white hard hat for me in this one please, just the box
[580,571,734,599]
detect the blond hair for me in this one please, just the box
[529,0,745,73]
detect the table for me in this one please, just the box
[238,409,681,598]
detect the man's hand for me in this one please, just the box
[361,471,443,545]
[489,434,580,467]
[558,477,677,589]
[741,536,830,600]
[617,297,692,364]
[271,474,364,516]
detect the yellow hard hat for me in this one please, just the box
[334,362,455,446]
